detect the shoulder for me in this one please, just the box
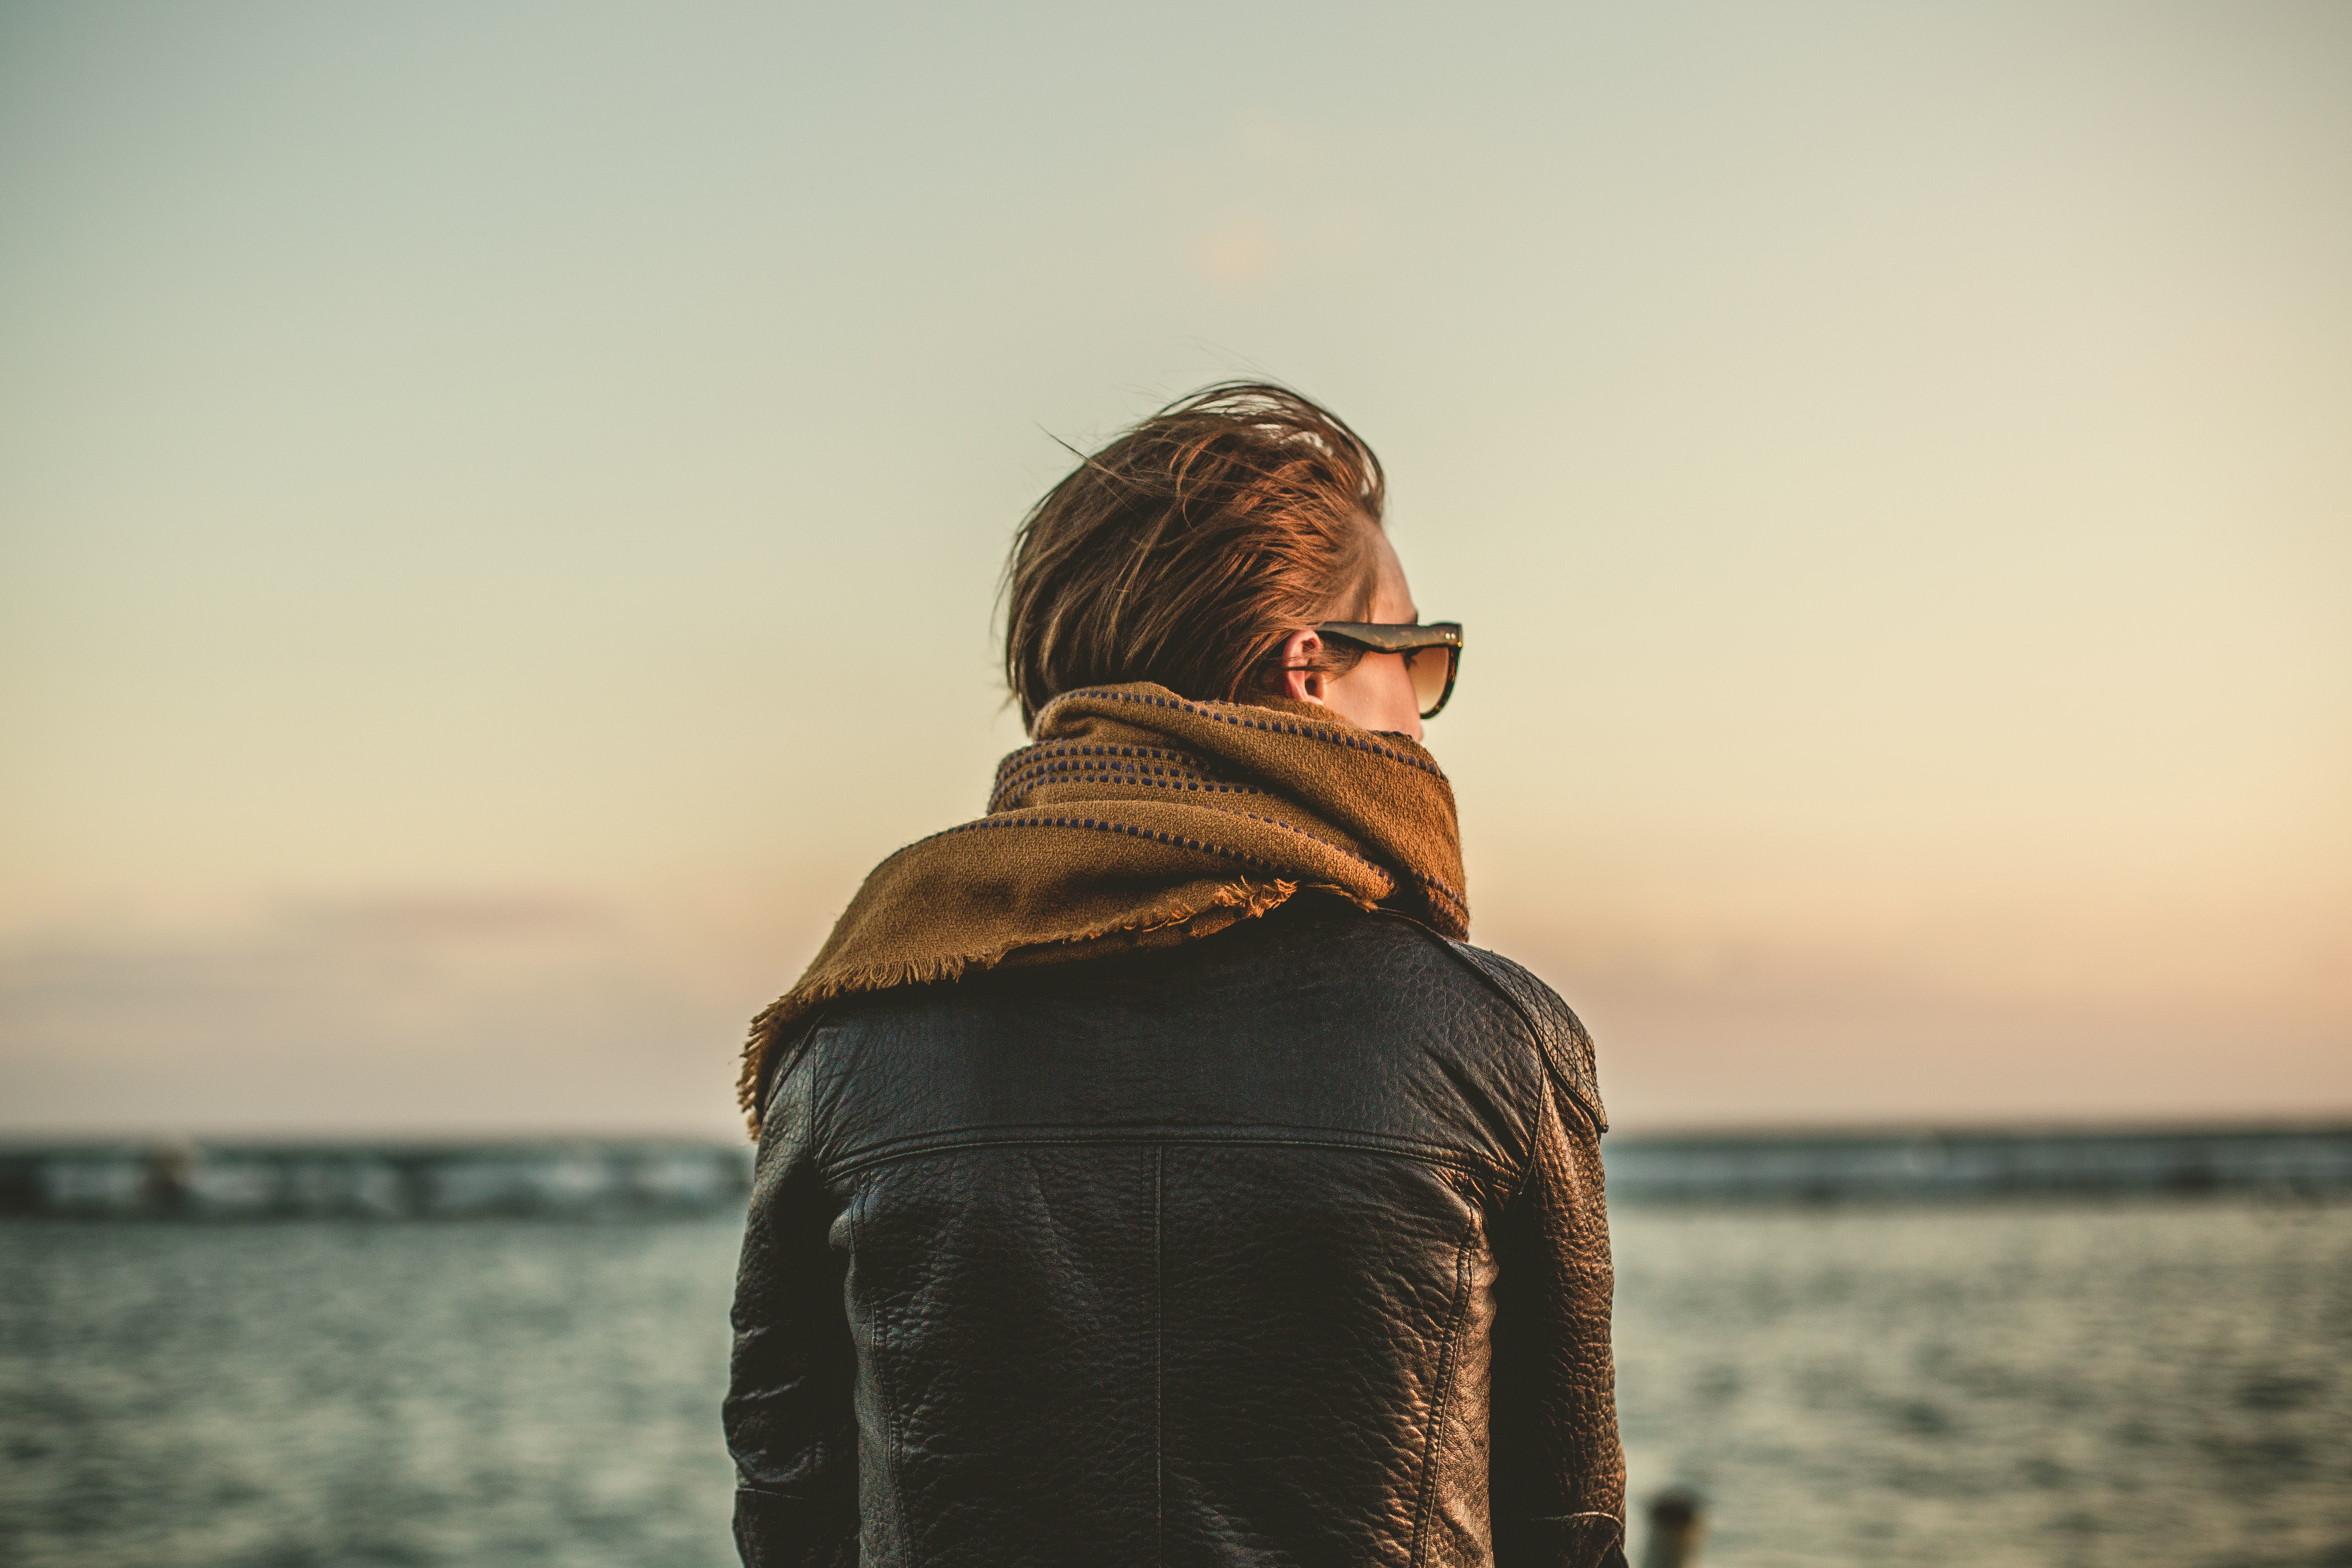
[1397,925,1608,1136]
[1269,899,1606,1135]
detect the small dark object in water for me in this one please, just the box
[1643,1488,1705,1568]
[141,1141,196,1214]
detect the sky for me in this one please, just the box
[2,0,2346,1138]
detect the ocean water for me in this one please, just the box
[1610,1202,2350,1568]
[2,1199,2344,1568]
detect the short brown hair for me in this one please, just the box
[1002,383,1388,729]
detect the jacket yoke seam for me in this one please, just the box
[823,1126,1505,1186]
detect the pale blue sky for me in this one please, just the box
[4,0,2346,1134]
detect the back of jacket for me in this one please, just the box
[726,896,1627,1568]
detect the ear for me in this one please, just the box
[1275,628,1329,704]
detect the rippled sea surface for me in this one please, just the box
[2,1200,2344,1567]
[1612,1202,2350,1568]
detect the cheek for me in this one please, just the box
[1371,653,1419,706]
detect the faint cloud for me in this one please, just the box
[285,893,608,945]
[1160,113,1376,292]
[1186,203,1376,292]
[1192,218,1278,288]
[0,888,747,1137]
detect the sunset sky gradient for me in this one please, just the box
[3,0,2346,1135]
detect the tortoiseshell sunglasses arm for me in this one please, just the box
[1311,621,1463,653]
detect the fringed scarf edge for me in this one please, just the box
[735,874,1321,1136]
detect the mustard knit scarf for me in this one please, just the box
[737,682,1468,1135]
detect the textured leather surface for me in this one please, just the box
[727,895,1627,1568]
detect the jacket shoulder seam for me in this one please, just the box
[1389,919,1608,1138]
[757,1004,833,1136]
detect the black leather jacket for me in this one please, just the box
[726,895,1627,1568]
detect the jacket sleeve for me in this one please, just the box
[1461,952,1630,1568]
[724,1041,859,1568]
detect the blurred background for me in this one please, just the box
[2,2,2346,1565]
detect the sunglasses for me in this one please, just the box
[1314,621,1465,719]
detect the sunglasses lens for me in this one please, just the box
[1404,645,1455,717]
